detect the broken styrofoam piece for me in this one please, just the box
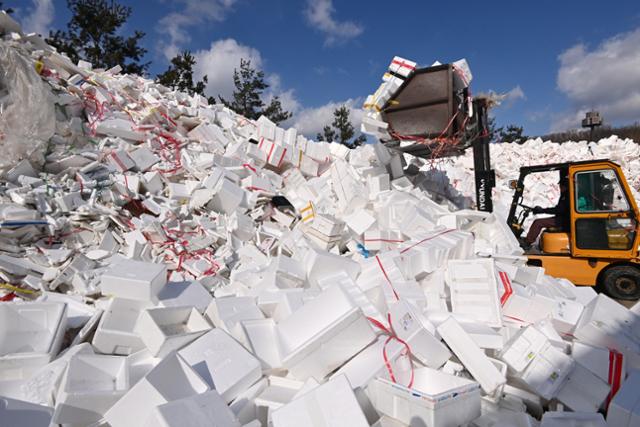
[0,396,54,427]
[134,306,211,358]
[145,389,241,427]
[100,259,167,303]
[555,362,610,413]
[437,316,506,395]
[104,352,209,427]
[205,295,265,344]
[178,328,262,403]
[92,297,150,355]
[369,367,481,427]
[53,354,129,425]
[271,375,369,427]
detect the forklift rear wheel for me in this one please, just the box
[601,266,640,300]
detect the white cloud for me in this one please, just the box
[304,0,363,46]
[554,28,640,131]
[158,0,237,60]
[193,38,263,101]
[290,98,364,137]
[21,0,54,36]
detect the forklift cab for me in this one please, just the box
[507,160,640,299]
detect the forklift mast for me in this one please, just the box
[379,63,495,212]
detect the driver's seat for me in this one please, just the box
[541,231,570,254]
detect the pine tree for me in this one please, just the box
[157,51,208,98]
[317,105,367,147]
[219,59,292,124]
[0,2,13,14]
[499,124,527,144]
[47,0,148,75]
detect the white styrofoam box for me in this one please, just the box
[145,390,241,427]
[0,396,54,427]
[92,297,150,355]
[372,415,409,427]
[472,411,537,427]
[229,377,269,424]
[258,138,289,169]
[178,328,262,403]
[205,296,264,343]
[574,294,640,369]
[540,412,607,427]
[572,341,626,393]
[344,209,377,237]
[271,375,368,427]
[188,123,229,147]
[253,376,305,423]
[333,334,410,390]
[388,56,417,78]
[97,118,146,141]
[367,173,390,196]
[437,316,506,394]
[387,300,451,368]
[157,280,213,313]
[502,285,555,324]
[499,326,549,374]
[209,178,245,214]
[104,352,209,427]
[243,318,282,370]
[369,367,481,427]
[518,342,574,400]
[130,146,160,171]
[107,149,135,172]
[607,369,640,427]
[100,259,167,303]
[275,255,306,288]
[460,322,504,350]
[446,259,502,328]
[551,297,584,335]
[53,354,129,425]
[310,213,345,237]
[304,247,361,288]
[135,306,211,358]
[278,285,377,380]
[555,362,610,412]
[0,302,67,380]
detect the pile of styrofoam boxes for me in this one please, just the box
[2,11,640,427]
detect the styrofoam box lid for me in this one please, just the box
[277,285,360,353]
[146,390,240,427]
[0,302,66,355]
[144,306,210,335]
[101,259,167,286]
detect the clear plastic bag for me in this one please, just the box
[0,41,55,172]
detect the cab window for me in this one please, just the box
[574,169,630,213]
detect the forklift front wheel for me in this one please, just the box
[601,265,640,300]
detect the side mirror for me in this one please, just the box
[508,180,518,190]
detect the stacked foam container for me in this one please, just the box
[1,12,640,427]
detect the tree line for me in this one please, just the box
[1,0,365,146]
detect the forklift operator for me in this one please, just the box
[525,177,570,245]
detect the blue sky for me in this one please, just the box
[13,0,640,137]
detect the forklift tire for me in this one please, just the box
[601,266,640,300]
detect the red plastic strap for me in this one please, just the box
[243,163,257,174]
[363,238,405,243]
[367,313,415,389]
[391,59,416,71]
[0,292,16,301]
[276,148,288,168]
[110,151,128,171]
[399,229,456,254]
[266,142,276,163]
[606,350,624,408]
[376,255,399,301]
[498,271,513,306]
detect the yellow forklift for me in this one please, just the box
[378,63,640,299]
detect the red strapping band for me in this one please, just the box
[399,229,456,254]
[391,59,416,70]
[367,313,415,389]
[376,255,399,301]
[606,350,624,408]
[110,151,128,171]
[499,271,513,306]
